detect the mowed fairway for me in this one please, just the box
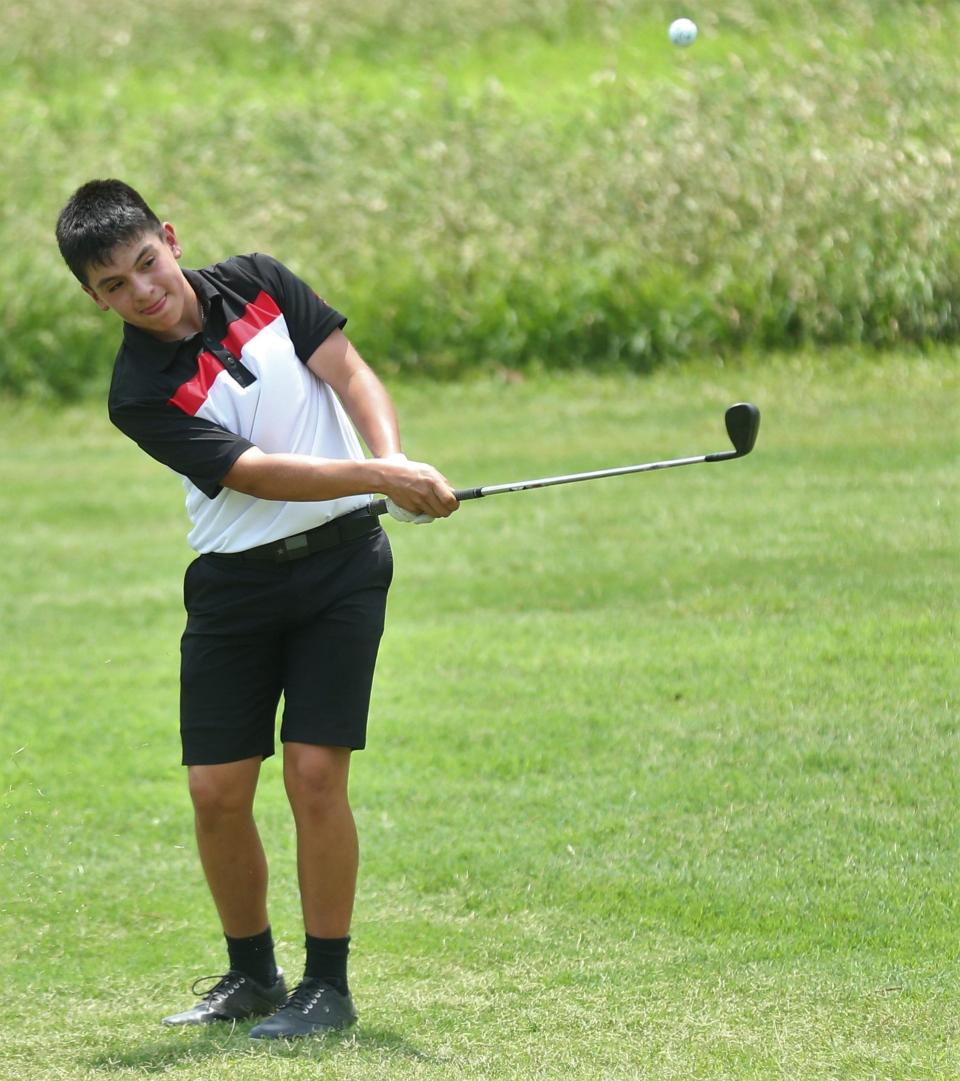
[0,353,956,1080]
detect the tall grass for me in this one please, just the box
[3,1,959,395]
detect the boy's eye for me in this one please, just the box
[108,282,123,293]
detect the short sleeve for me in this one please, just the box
[109,399,254,499]
[237,253,347,363]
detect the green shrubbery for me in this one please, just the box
[3,1,958,395]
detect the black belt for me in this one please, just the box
[213,509,381,563]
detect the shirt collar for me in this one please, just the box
[120,269,224,368]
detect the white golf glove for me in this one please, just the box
[384,498,435,525]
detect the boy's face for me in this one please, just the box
[83,223,199,341]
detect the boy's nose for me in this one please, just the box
[131,275,152,300]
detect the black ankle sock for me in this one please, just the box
[304,934,350,995]
[225,927,279,987]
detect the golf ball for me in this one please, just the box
[668,17,698,47]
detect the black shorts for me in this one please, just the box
[179,528,393,765]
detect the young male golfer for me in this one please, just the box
[55,179,458,1039]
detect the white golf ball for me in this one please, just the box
[669,17,698,47]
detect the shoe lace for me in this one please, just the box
[190,971,247,1002]
[283,979,327,1015]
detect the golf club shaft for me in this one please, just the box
[368,402,759,517]
[369,447,738,516]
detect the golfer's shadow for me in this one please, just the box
[87,1022,431,1072]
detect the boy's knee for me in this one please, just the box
[284,744,350,808]
[187,764,257,821]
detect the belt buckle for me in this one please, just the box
[280,533,309,556]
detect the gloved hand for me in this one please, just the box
[384,498,435,525]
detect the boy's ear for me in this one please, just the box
[162,222,183,259]
[82,284,111,312]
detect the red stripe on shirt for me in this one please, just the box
[222,290,281,357]
[168,351,225,416]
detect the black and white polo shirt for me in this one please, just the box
[108,253,371,553]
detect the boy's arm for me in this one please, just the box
[306,328,402,459]
[221,447,456,517]
[221,330,458,517]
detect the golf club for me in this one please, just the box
[371,402,760,515]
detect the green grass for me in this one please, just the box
[1,352,957,1079]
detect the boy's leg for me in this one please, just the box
[282,742,357,938]
[163,756,287,1026]
[249,532,391,1040]
[247,743,359,1040]
[188,756,269,936]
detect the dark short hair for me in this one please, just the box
[56,179,164,285]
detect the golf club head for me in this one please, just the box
[724,402,760,457]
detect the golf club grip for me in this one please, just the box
[370,488,484,517]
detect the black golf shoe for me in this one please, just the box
[162,969,287,1026]
[248,978,357,1040]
